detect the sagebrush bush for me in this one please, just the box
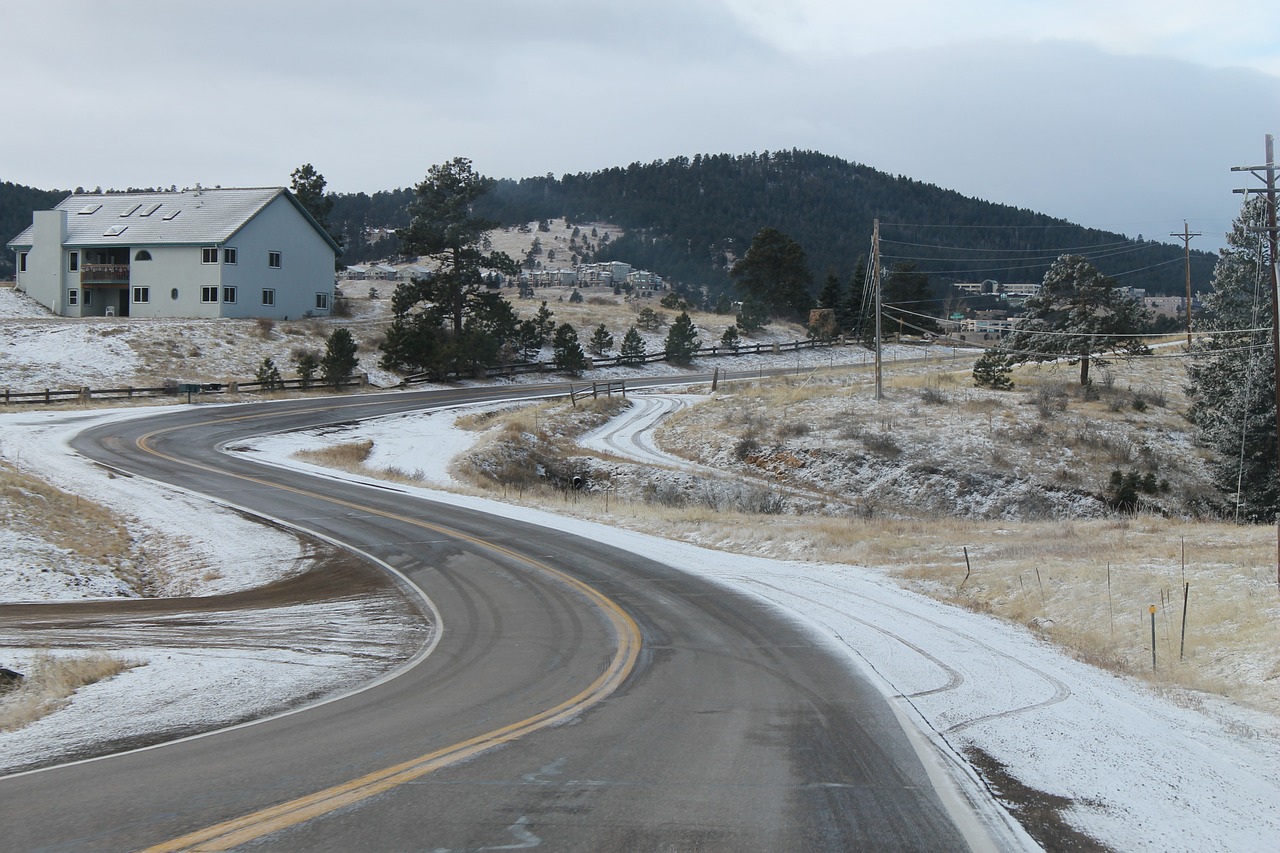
[0,652,138,732]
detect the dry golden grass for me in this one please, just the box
[435,358,1280,715]
[293,440,374,472]
[0,461,132,565]
[0,651,140,732]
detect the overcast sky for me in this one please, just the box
[5,1,1279,249]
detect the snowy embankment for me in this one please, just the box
[241,393,1280,853]
[0,407,427,775]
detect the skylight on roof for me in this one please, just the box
[162,209,181,221]
[140,203,162,217]
[121,204,142,217]
[77,203,102,215]
[103,225,129,237]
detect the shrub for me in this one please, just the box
[919,386,948,405]
[862,432,902,458]
[733,435,760,460]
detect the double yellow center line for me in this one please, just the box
[123,403,641,851]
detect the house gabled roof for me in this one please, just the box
[7,187,342,254]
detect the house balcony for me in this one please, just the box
[81,264,130,285]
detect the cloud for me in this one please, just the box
[718,0,1280,75]
[2,2,1275,250]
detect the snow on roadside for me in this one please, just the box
[0,404,427,776]
[0,407,308,600]
[0,594,421,776]
[239,392,1280,853]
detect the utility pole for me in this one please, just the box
[1170,221,1201,347]
[872,218,884,400]
[1232,135,1280,591]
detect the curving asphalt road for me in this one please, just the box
[1,375,991,852]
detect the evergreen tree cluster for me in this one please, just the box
[0,181,71,278]
[1185,199,1276,522]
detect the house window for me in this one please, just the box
[135,250,152,261]
[223,247,237,265]
[83,289,93,306]
[202,247,218,264]
[261,288,276,306]
[222,286,237,304]
[315,292,329,311]
[171,288,179,300]
[268,251,282,269]
[133,287,150,303]
[68,251,79,272]
[201,286,218,303]
[68,289,78,306]
[19,252,26,272]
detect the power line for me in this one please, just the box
[881,237,1136,254]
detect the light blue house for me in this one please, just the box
[7,187,340,320]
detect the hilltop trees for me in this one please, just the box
[1186,199,1276,521]
[999,254,1148,386]
[730,227,813,321]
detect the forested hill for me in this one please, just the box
[4,152,1215,298]
[0,182,69,278]
[473,150,1215,298]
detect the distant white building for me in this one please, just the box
[6,187,340,319]
[953,280,1040,298]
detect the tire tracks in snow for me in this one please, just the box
[741,576,1072,733]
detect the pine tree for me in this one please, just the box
[1003,254,1149,386]
[533,301,556,341]
[589,323,614,356]
[552,323,588,375]
[882,262,942,335]
[818,268,842,310]
[735,296,769,334]
[730,227,813,321]
[635,306,664,331]
[972,349,1014,390]
[290,164,334,231]
[664,311,700,366]
[321,328,359,389]
[838,258,869,342]
[720,325,741,350]
[620,327,646,365]
[1186,198,1276,521]
[516,319,544,360]
[255,357,283,391]
[395,157,519,336]
[294,350,319,388]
